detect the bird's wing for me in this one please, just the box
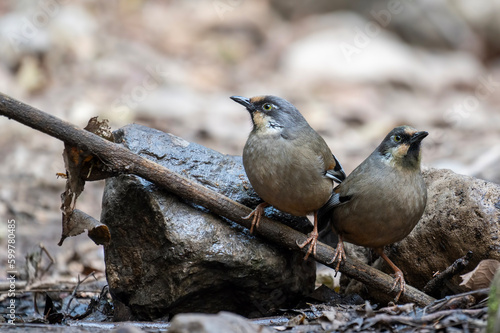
[317,187,351,233]
[325,153,346,183]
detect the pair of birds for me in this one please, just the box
[230,95,428,302]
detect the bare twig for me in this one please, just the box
[424,288,490,314]
[64,272,97,314]
[0,92,435,306]
[423,251,473,296]
[38,244,55,279]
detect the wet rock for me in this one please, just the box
[169,312,273,333]
[112,325,146,333]
[102,124,315,320]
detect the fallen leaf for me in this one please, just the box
[460,259,500,290]
[58,209,110,246]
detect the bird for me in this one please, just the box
[230,95,345,260]
[318,125,428,302]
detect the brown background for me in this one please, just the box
[0,0,499,283]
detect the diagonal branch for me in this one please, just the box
[0,92,435,306]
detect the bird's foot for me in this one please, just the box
[377,249,406,302]
[242,203,268,234]
[327,239,346,272]
[296,230,318,261]
[390,270,406,303]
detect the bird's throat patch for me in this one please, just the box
[252,111,282,134]
[252,111,266,128]
[395,143,410,157]
[383,144,409,168]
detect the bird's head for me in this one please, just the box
[230,95,307,136]
[377,125,428,170]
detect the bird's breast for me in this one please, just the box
[332,167,427,248]
[243,134,333,216]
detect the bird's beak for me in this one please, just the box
[410,131,429,144]
[230,96,252,110]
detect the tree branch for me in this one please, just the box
[0,92,435,306]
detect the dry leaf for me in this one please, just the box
[61,117,111,211]
[460,259,500,290]
[287,314,307,327]
[59,117,113,246]
[58,209,110,246]
[84,117,113,140]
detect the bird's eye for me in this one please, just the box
[394,135,402,142]
[262,103,272,111]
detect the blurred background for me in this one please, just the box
[1,0,500,283]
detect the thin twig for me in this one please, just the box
[38,244,55,279]
[424,288,490,314]
[64,272,97,314]
[423,251,473,296]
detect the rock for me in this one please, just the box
[279,12,483,92]
[112,325,146,333]
[270,0,486,56]
[101,124,315,320]
[169,312,273,333]
[0,12,51,68]
[389,168,500,295]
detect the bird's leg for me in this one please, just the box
[243,202,269,234]
[327,234,346,272]
[296,211,320,260]
[375,248,406,302]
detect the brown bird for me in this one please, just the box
[318,125,428,301]
[231,95,345,260]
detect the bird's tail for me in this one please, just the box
[317,192,342,245]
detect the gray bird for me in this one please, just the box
[231,95,345,260]
[318,125,428,301]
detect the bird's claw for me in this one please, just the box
[327,239,346,272]
[242,203,267,234]
[242,210,260,234]
[390,271,406,302]
[296,231,319,261]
